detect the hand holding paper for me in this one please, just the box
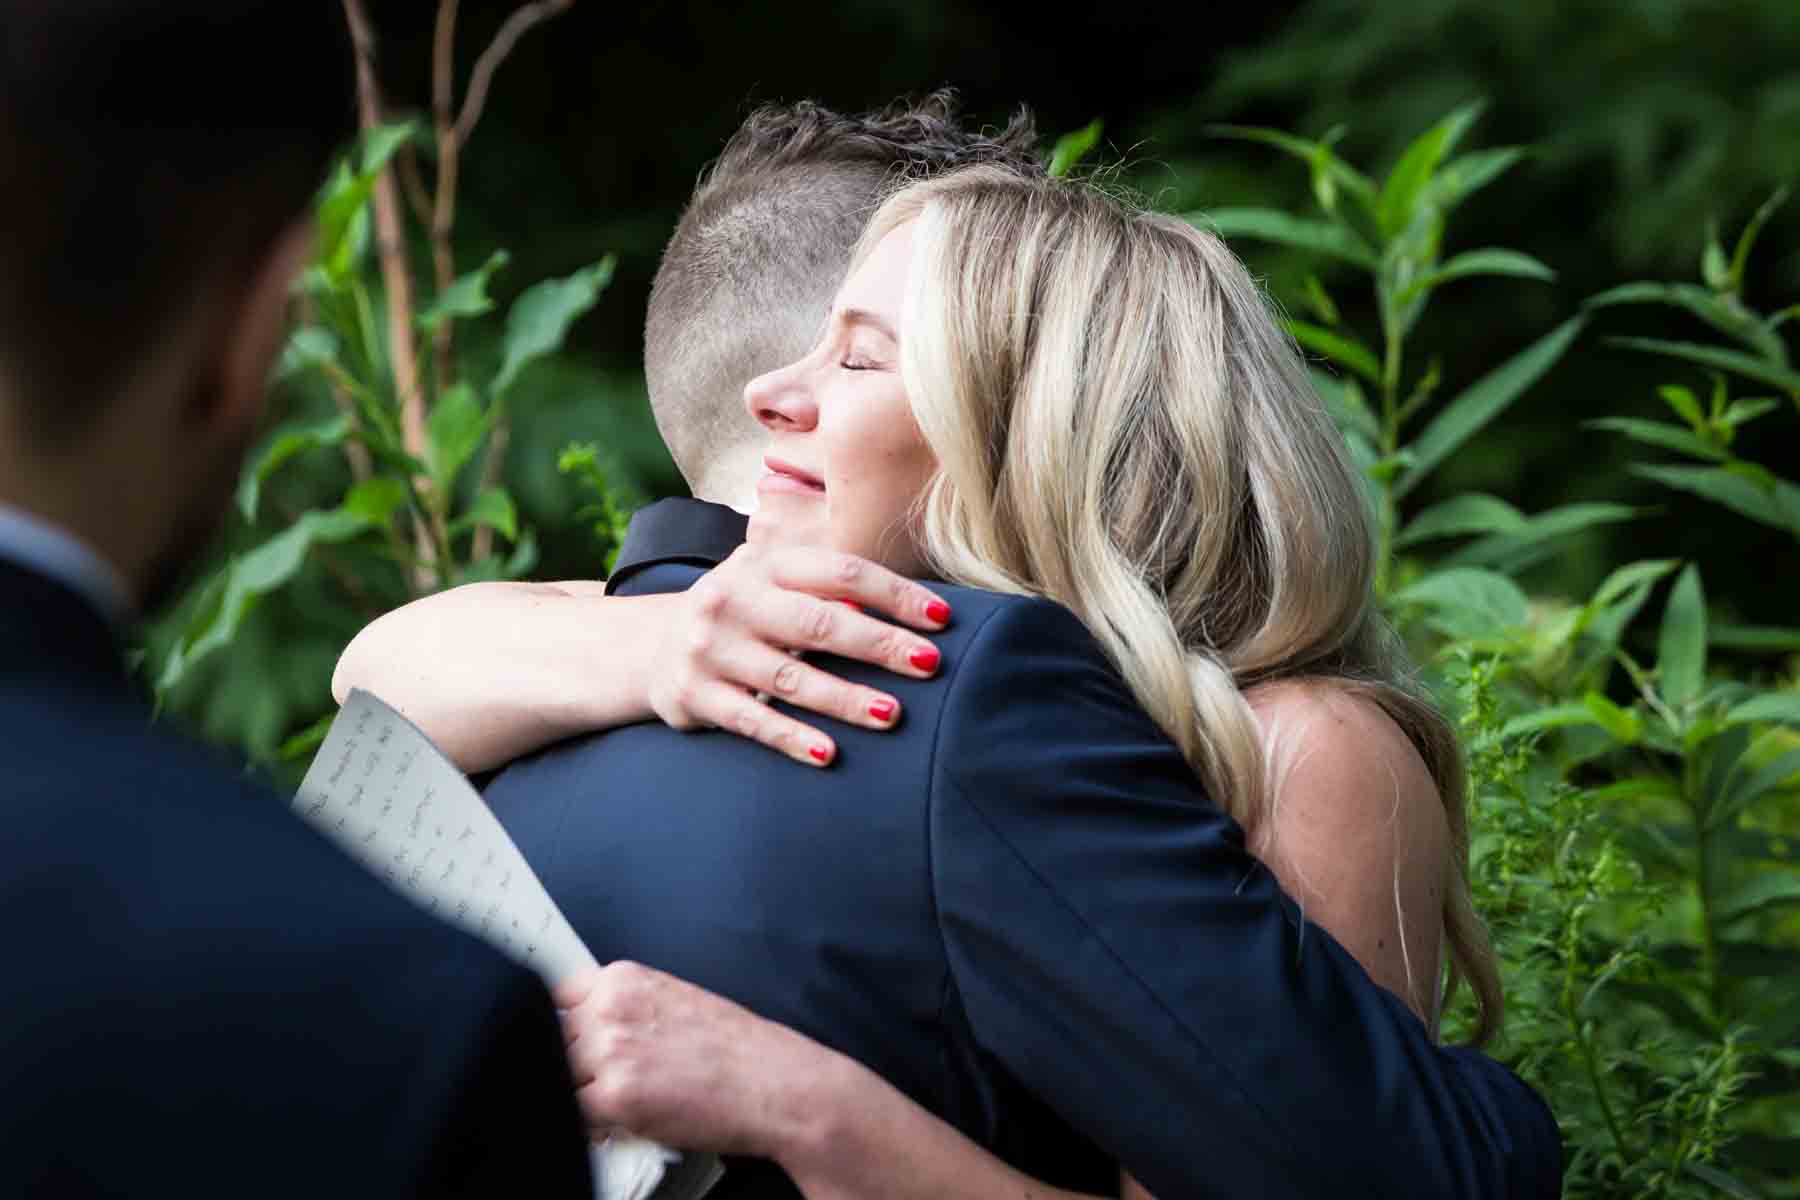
[294,689,722,1200]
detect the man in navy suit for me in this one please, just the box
[477,99,1562,1197]
[0,5,587,1194]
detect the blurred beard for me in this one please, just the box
[137,424,256,618]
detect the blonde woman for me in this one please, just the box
[337,168,1556,1198]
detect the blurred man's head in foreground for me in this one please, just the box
[0,1,356,611]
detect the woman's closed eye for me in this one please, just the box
[840,355,882,371]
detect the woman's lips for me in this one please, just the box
[761,457,825,494]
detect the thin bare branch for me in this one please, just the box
[453,0,574,149]
[396,146,435,231]
[341,0,444,594]
[430,0,461,391]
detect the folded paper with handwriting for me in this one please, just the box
[295,689,723,1200]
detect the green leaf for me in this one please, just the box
[1581,691,1643,744]
[449,487,519,542]
[1395,247,1555,305]
[1423,147,1524,215]
[1718,872,1800,923]
[1393,567,1529,638]
[1584,282,1785,361]
[1499,702,1600,739]
[1726,693,1800,726]
[278,712,336,762]
[1685,1159,1765,1199]
[1195,208,1377,269]
[1585,416,1728,461]
[417,250,511,334]
[1395,316,1586,498]
[1444,506,1639,577]
[1591,558,1682,609]
[1609,336,1800,396]
[155,503,383,694]
[275,327,343,383]
[1702,219,1731,291]
[1657,564,1707,708]
[1721,397,1781,428]
[360,121,418,175]
[1375,100,1486,239]
[340,477,406,524]
[1631,464,1800,534]
[1310,370,1380,442]
[491,256,617,399]
[313,122,418,284]
[1659,383,1707,428]
[1284,318,1381,382]
[1711,623,1800,653]
[1301,274,1340,326]
[1711,748,1800,830]
[1728,186,1791,293]
[1204,124,1378,212]
[236,414,353,522]
[425,382,490,494]
[1047,119,1103,178]
[1395,493,1527,547]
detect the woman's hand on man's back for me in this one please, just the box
[647,544,953,767]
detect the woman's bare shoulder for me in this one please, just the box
[1245,678,1451,1020]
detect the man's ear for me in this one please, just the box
[198,217,315,447]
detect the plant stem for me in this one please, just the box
[341,0,445,595]
[430,0,460,392]
[1692,817,1724,1020]
[1375,330,1404,597]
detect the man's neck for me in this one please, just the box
[0,441,149,619]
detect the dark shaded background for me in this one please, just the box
[361,0,1798,617]
[166,0,1798,759]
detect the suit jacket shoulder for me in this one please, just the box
[0,677,589,1195]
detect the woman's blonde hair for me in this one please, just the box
[853,166,1501,1045]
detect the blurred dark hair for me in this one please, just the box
[0,2,357,446]
[643,89,1044,496]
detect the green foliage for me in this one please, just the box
[1193,101,1799,1194]
[146,115,630,753]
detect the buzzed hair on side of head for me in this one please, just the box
[644,90,1045,501]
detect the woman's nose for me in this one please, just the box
[744,358,819,432]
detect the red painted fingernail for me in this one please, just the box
[809,744,832,763]
[909,645,940,672]
[840,600,863,612]
[925,599,951,624]
[869,698,897,722]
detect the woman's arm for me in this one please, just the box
[332,581,668,773]
[556,962,1139,1200]
[331,546,953,774]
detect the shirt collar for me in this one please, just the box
[0,504,134,626]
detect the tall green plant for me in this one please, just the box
[1586,189,1800,545]
[1197,103,1616,598]
[1203,111,1800,1197]
[149,2,622,759]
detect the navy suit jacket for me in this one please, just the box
[486,499,1561,1199]
[0,558,590,1197]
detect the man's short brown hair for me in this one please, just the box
[643,90,1044,497]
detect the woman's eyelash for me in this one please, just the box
[840,356,874,371]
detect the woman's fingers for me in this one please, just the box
[694,682,839,768]
[764,548,952,631]
[717,639,903,732]
[757,589,941,680]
